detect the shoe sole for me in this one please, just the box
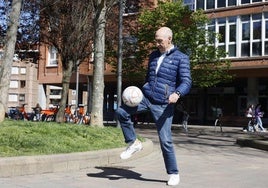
[120,145,143,160]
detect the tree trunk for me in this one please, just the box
[56,60,74,123]
[90,5,107,127]
[0,0,22,122]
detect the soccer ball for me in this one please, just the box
[122,86,143,107]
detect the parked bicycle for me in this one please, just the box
[73,105,90,125]
[8,104,30,121]
[41,105,59,122]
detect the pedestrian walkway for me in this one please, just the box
[0,125,267,188]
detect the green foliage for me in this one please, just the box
[0,119,126,157]
[136,1,232,87]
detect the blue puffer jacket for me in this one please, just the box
[142,47,192,104]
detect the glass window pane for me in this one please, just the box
[10,81,19,88]
[241,15,250,22]
[265,41,268,55]
[253,21,261,40]
[9,94,18,102]
[11,67,19,74]
[252,42,261,56]
[219,25,226,43]
[252,0,262,2]
[228,44,236,57]
[218,17,226,24]
[242,23,250,40]
[217,0,225,8]
[218,45,226,52]
[264,12,268,19]
[266,21,268,38]
[207,0,215,9]
[20,67,26,74]
[208,26,215,43]
[241,0,250,4]
[241,43,250,56]
[229,25,236,42]
[228,0,236,6]
[228,16,237,23]
[196,0,204,9]
[252,13,262,20]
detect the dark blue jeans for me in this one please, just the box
[115,97,178,174]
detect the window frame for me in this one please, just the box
[47,46,59,67]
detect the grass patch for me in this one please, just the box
[0,119,129,157]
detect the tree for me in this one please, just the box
[90,0,118,126]
[40,0,118,126]
[136,1,232,88]
[40,0,94,123]
[0,0,23,122]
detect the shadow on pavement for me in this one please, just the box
[87,166,166,183]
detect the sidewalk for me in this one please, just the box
[0,125,268,188]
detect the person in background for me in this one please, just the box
[176,101,189,132]
[34,103,42,121]
[115,26,192,186]
[255,104,266,132]
[244,104,255,132]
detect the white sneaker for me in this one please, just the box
[167,174,180,186]
[120,139,143,160]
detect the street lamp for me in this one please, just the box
[116,0,125,128]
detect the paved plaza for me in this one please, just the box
[0,125,267,188]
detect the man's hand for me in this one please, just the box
[168,93,180,104]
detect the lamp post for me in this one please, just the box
[116,0,125,128]
[76,60,80,110]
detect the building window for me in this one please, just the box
[206,0,215,9]
[241,15,250,56]
[20,80,26,88]
[183,0,195,10]
[196,0,204,10]
[50,89,61,95]
[47,46,58,66]
[124,0,139,15]
[19,94,25,102]
[11,67,19,74]
[195,0,264,10]
[241,0,250,4]
[210,11,268,58]
[8,94,18,102]
[10,80,19,88]
[217,0,226,8]
[217,18,226,53]
[228,16,237,57]
[20,67,26,74]
[207,19,216,44]
[252,13,262,56]
[265,12,268,55]
[228,0,237,6]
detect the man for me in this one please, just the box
[115,26,192,186]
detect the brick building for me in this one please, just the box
[37,0,268,125]
[0,50,40,113]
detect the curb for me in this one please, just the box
[236,137,268,151]
[0,139,154,177]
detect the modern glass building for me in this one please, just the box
[179,0,268,125]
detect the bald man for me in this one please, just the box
[116,26,192,186]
